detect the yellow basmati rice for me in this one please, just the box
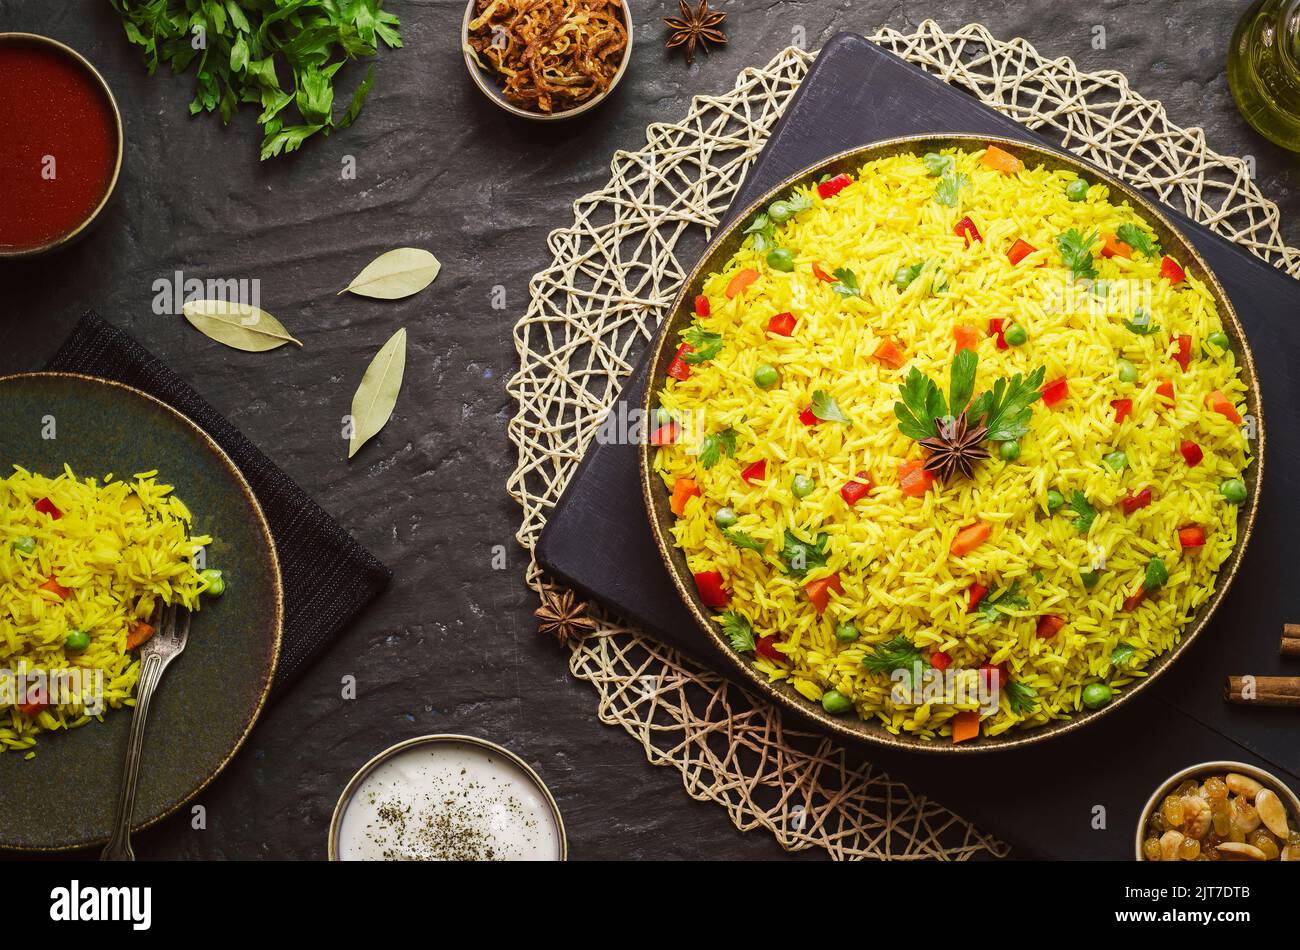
[654,147,1253,742]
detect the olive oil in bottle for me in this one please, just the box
[1228,0,1300,151]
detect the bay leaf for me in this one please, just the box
[340,248,441,299]
[348,327,407,458]
[181,300,303,351]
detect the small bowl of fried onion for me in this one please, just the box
[461,0,632,120]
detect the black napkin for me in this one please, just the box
[45,310,392,697]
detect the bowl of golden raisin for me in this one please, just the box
[1137,761,1300,861]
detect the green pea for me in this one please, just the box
[768,200,793,224]
[1046,490,1065,513]
[11,536,36,556]
[1066,178,1089,202]
[1003,323,1028,346]
[1081,569,1101,589]
[1000,440,1021,462]
[655,407,673,426]
[1104,450,1128,472]
[753,364,780,389]
[1219,478,1247,505]
[200,568,226,597]
[766,248,795,272]
[64,629,92,652]
[1116,358,1139,383]
[791,475,815,499]
[714,507,738,529]
[835,622,860,643]
[1081,682,1113,709]
[1206,331,1231,356]
[821,689,853,715]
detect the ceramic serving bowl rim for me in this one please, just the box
[0,33,124,259]
[459,0,633,122]
[638,132,1265,754]
[1134,760,1300,860]
[327,733,569,860]
[0,371,284,850]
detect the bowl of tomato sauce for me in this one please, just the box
[0,33,123,258]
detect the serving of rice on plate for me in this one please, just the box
[647,140,1257,746]
[0,465,215,756]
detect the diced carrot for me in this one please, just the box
[981,144,1023,174]
[872,338,907,369]
[1206,389,1243,424]
[1041,377,1069,407]
[1156,380,1175,404]
[967,582,988,612]
[694,294,710,316]
[929,651,952,672]
[126,621,156,650]
[1111,398,1133,424]
[811,262,835,283]
[649,421,680,446]
[1035,615,1066,639]
[898,460,934,497]
[1173,334,1192,372]
[670,477,700,516]
[17,686,48,717]
[666,344,693,381]
[953,324,980,353]
[951,522,991,556]
[1124,588,1146,612]
[1178,525,1206,548]
[1007,239,1036,265]
[740,460,767,484]
[1099,232,1133,259]
[767,311,797,336]
[803,573,843,614]
[725,268,760,298]
[951,710,981,744]
[38,575,70,600]
[1160,256,1186,285]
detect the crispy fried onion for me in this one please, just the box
[467,0,627,113]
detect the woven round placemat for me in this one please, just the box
[506,19,1300,860]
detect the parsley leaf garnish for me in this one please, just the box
[861,636,927,675]
[744,213,776,251]
[923,152,955,177]
[1116,223,1160,258]
[1143,556,1168,591]
[718,611,756,653]
[724,529,766,554]
[979,366,1046,442]
[1005,681,1039,715]
[894,367,947,440]
[1068,491,1098,534]
[831,267,861,297]
[681,326,723,363]
[811,390,852,424]
[1123,308,1161,335]
[934,172,969,208]
[698,428,736,469]
[977,582,1030,622]
[948,348,978,418]
[785,191,814,214]
[778,530,830,577]
[1056,228,1098,282]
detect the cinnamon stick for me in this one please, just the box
[1282,623,1300,657]
[1225,676,1300,706]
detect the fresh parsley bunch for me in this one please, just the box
[109,0,402,160]
[894,349,1046,443]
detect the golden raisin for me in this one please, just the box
[1203,776,1228,800]
[1179,837,1201,861]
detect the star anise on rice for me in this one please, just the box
[918,415,990,481]
[663,0,727,66]
[535,586,599,646]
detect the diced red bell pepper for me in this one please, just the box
[1124,588,1146,611]
[811,261,835,283]
[1099,232,1133,259]
[1111,398,1133,424]
[126,621,156,650]
[670,477,700,516]
[799,406,818,426]
[804,573,843,614]
[18,685,49,718]
[39,575,70,600]
[1042,377,1069,407]
[767,311,797,336]
[1035,615,1066,639]
[898,460,934,497]
[839,471,874,505]
[1180,439,1203,468]
[1122,488,1152,515]
[33,497,62,520]
[953,324,981,353]
[693,570,728,609]
[979,661,1007,690]
[755,635,785,663]
[740,459,767,484]
[988,318,1009,350]
[872,338,907,369]
[1156,380,1175,404]
[694,294,710,316]
[954,215,983,247]
[816,173,853,199]
[649,421,680,445]
[967,582,988,613]
[1173,334,1192,373]
[929,651,952,672]
[666,344,693,381]
[1007,239,1036,265]
[725,268,760,298]
[1206,390,1242,425]
[1178,525,1207,548]
[1160,256,1186,285]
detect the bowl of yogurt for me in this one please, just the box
[329,735,566,861]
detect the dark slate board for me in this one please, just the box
[537,33,1300,858]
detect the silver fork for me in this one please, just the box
[101,604,191,861]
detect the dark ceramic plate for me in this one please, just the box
[0,373,282,850]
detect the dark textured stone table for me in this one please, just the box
[1,0,1296,861]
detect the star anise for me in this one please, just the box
[918,414,990,481]
[663,0,727,66]
[535,586,599,646]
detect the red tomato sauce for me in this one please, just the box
[0,40,118,251]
